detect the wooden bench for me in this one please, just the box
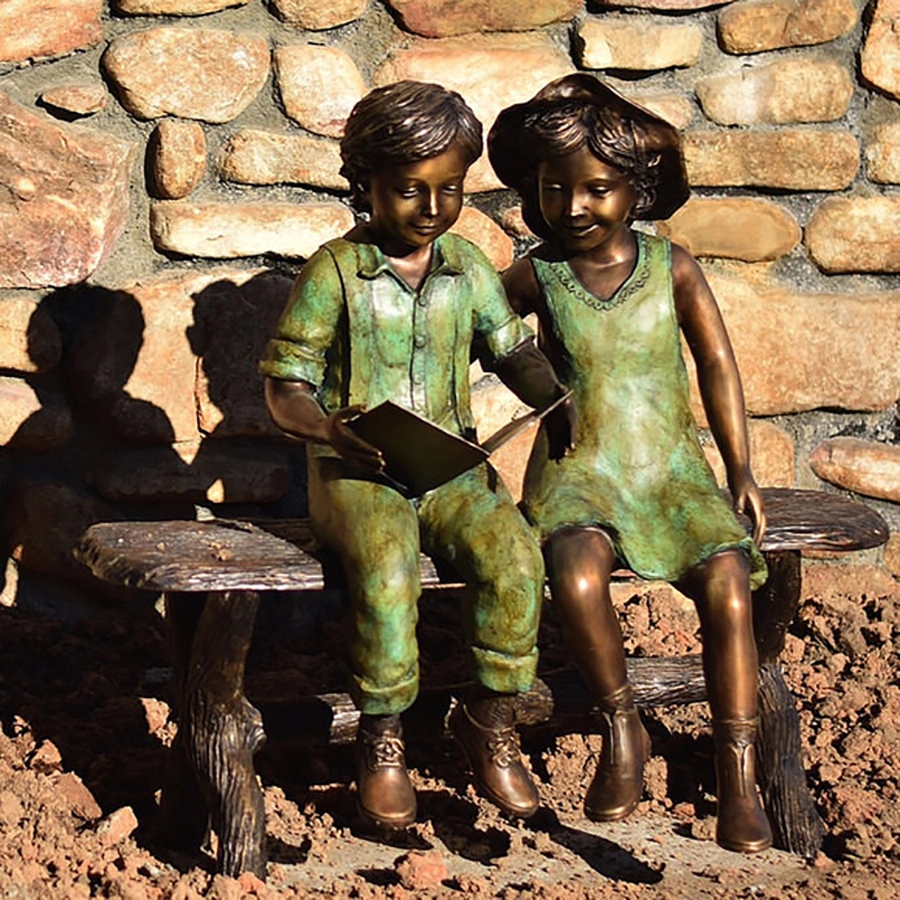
[75,488,888,878]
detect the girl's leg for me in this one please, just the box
[677,549,772,853]
[546,527,650,822]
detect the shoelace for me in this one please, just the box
[363,734,405,770]
[485,726,521,768]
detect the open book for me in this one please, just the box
[348,391,571,497]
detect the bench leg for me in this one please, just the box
[179,590,266,878]
[757,660,826,856]
[160,592,209,854]
[753,550,826,857]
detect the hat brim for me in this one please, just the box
[488,74,690,222]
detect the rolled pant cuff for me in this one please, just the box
[471,646,538,695]
[351,671,419,717]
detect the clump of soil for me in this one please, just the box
[0,566,897,898]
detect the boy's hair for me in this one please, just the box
[340,81,483,213]
[489,75,688,237]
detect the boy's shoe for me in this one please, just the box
[355,714,416,829]
[450,694,540,818]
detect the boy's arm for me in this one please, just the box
[264,379,383,471]
[500,258,539,317]
[487,258,576,457]
[492,341,576,461]
[672,244,766,544]
[260,248,383,472]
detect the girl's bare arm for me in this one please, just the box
[672,244,766,544]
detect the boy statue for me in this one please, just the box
[260,81,573,829]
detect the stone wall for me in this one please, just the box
[0,0,897,607]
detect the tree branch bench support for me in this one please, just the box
[164,590,266,877]
[75,488,887,876]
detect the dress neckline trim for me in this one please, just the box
[541,231,651,312]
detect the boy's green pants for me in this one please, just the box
[309,456,544,715]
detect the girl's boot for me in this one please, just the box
[712,717,772,853]
[584,683,650,822]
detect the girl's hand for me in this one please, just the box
[323,406,385,473]
[731,470,766,546]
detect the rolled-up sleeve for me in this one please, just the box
[259,248,343,385]
[470,249,533,363]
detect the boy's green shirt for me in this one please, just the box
[260,232,531,454]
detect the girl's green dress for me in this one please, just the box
[521,231,767,589]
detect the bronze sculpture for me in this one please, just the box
[489,74,773,853]
[260,81,573,829]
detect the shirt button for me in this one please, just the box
[412,372,425,385]
[416,295,428,307]
[414,334,427,348]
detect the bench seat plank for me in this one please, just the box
[76,518,446,593]
[76,489,888,594]
[750,488,888,552]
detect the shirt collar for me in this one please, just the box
[357,234,465,281]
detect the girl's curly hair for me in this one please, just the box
[489,75,689,237]
[523,101,661,221]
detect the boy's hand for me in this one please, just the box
[545,394,577,461]
[731,470,766,546]
[265,381,384,473]
[324,406,385,473]
[492,339,576,459]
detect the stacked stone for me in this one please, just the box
[0,0,897,607]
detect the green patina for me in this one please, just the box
[260,232,543,715]
[261,233,529,447]
[522,231,767,589]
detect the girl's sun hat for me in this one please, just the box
[488,73,690,222]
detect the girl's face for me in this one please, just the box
[537,146,636,255]
[365,144,467,257]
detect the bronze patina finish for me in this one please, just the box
[74,490,886,866]
[490,73,772,853]
[260,81,573,829]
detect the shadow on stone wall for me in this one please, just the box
[0,271,306,615]
[0,271,312,843]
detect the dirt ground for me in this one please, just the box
[0,564,897,900]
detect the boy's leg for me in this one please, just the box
[309,458,422,827]
[419,465,543,817]
[310,458,423,713]
[420,465,542,694]
[677,549,773,853]
[545,527,649,822]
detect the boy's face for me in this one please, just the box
[365,144,467,257]
[538,146,636,255]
